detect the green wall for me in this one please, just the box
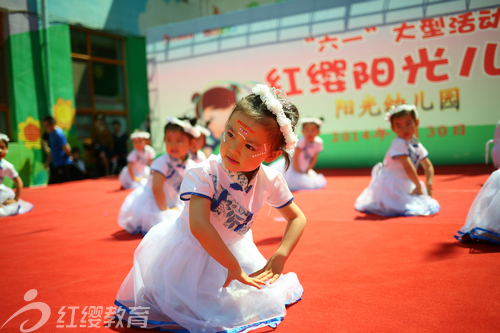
[125,36,149,131]
[317,124,496,169]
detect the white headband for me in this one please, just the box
[301,117,323,126]
[166,116,201,138]
[130,131,150,140]
[0,134,9,142]
[385,104,419,122]
[252,84,298,151]
[195,125,211,137]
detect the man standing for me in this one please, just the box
[42,116,72,184]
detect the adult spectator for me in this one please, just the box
[90,113,114,176]
[42,116,72,184]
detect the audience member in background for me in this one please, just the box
[486,120,500,169]
[90,113,114,176]
[42,116,72,184]
[112,121,129,175]
[0,133,33,217]
[70,147,88,181]
[118,130,155,189]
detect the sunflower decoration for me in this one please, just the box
[53,97,75,130]
[18,116,41,150]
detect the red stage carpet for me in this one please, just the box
[1,164,499,333]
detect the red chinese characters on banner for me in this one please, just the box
[352,57,395,90]
[307,60,347,93]
[266,68,303,96]
[392,22,417,43]
[420,17,446,39]
[402,47,449,84]
[484,43,500,76]
[304,27,377,53]
[449,12,475,34]
[478,7,500,29]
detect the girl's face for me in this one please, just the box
[302,123,320,143]
[391,113,419,140]
[0,140,7,159]
[190,135,206,153]
[220,112,281,176]
[132,138,146,151]
[165,130,194,160]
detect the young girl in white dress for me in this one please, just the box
[114,84,306,332]
[190,124,211,163]
[117,118,200,235]
[355,104,440,216]
[118,130,156,189]
[0,134,33,217]
[269,117,326,191]
[454,168,500,244]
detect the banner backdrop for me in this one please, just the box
[146,0,500,167]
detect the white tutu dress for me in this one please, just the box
[355,137,440,216]
[269,136,326,191]
[491,120,500,169]
[114,154,303,332]
[455,169,500,244]
[119,145,156,189]
[117,153,192,235]
[0,159,33,217]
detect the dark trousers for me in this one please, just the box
[49,164,71,184]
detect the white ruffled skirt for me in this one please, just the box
[115,222,303,332]
[118,166,150,189]
[355,162,440,217]
[0,184,33,217]
[455,169,500,244]
[268,158,326,192]
[117,186,182,235]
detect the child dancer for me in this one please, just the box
[269,117,326,191]
[0,134,33,217]
[454,168,500,244]
[118,118,199,235]
[114,84,306,332]
[190,124,211,163]
[118,130,156,189]
[355,104,440,216]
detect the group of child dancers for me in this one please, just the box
[1,84,499,332]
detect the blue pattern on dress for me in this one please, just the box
[165,157,187,192]
[209,166,257,236]
[407,139,421,168]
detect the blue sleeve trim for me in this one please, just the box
[180,192,212,201]
[274,197,294,209]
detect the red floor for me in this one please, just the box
[1,164,499,333]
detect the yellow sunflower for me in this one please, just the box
[53,97,75,130]
[18,116,41,150]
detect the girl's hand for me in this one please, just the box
[250,255,287,285]
[3,199,17,205]
[224,267,266,289]
[134,176,143,182]
[411,186,423,196]
[426,185,433,198]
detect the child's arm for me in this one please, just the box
[4,176,24,204]
[420,158,434,197]
[307,153,319,173]
[127,162,138,181]
[189,195,266,289]
[397,156,423,195]
[293,148,302,173]
[152,172,168,211]
[250,202,306,284]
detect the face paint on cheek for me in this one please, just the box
[252,143,267,158]
[223,132,226,142]
[237,120,255,134]
[238,132,246,140]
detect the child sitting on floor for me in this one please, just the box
[269,117,326,191]
[454,168,500,244]
[190,123,211,163]
[114,84,306,332]
[355,104,440,216]
[118,130,156,189]
[0,134,33,217]
[117,118,199,235]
